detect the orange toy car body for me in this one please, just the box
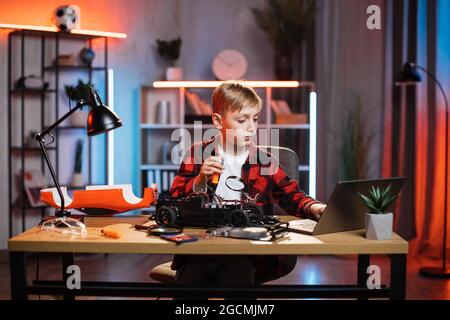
[40,184,158,215]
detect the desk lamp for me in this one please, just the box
[396,62,449,278]
[36,84,122,235]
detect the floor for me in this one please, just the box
[1,253,449,300]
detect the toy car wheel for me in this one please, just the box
[155,206,177,227]
[228,209,250,227]
[243,204,264,222]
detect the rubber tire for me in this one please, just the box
[228,209,251,227]
[243,204,264,223]
[155,206,177,227]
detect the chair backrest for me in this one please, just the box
[257,145,299,182]
[257,146,300,215]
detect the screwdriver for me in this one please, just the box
[211,157,224,185]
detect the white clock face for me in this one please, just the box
[212,49,248,81]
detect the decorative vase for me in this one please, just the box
[365,212,393,240]
[70,111,88,127]
[165,67,183,81]
[156,100,171,124]
[79,47,95,66]
[71,172,84,187]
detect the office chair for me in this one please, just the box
[149,146,300,283]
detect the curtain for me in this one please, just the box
[315,0,386,199]
[382,0,450,257]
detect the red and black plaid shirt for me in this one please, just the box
[170,135,321,219]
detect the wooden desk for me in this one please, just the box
[8,216,408,300]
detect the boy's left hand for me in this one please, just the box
[310,203,327,220]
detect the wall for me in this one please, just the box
[315,0,386,199]
[0,0,389,249]
[0,0,273,248]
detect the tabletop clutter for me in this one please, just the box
[39,181,306,243]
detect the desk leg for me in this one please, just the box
[357,254,370,300]
[390,254,407,300]
[62,253,75,301]
[10,252,28,300]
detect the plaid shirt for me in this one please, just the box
[170,135,321,218]
[169,135,322,279]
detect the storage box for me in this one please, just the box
[275,113,308,125]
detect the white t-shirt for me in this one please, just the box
[214,145,249,200]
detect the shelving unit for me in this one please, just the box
[139,80,317,205]
[4,26,125,236]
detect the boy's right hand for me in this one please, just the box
[193,156,224,193]
[198,156,224,183]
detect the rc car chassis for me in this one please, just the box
[154,176,281,228]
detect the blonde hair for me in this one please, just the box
[212,81,262,115]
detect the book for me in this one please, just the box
[147,170,154,186]
[185,90,202,115]
[276,100,292,114]
[169,171,176,189]
[185,90,212,115]
[162,170,169,192]
[270,100,281,114]
[155,169,162,193]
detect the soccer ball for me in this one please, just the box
[54,5,81,31]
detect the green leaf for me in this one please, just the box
[358,193,371,205]
[361,184,401,213]
[359,193,377,212]
[382,184,392,199]
[379,193,398,213]
[250,0,316,54]
[368,187,377,200]
[376,186,381,200]
[366,203,379,213]
[386,193,399,206]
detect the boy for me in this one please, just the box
[170,81,326,286]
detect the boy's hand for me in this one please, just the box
[309,203,327,220]
[197,156,224,184]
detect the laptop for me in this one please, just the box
[286,177,406,236]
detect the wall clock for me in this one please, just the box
[212,49,248,80]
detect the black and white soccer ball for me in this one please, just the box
[54,5,81,31]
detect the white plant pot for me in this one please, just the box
[71,173,84,187]
[365,212,393,240]
[165,67,183,81]
[71,111,88,127]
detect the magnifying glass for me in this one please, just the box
[225,176,245,192]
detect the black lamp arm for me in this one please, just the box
[414,64,449,112]
[35,100,89,216]
[39,101,87,137]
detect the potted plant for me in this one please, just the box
[358,185,399,240]
[156,37,183,80]
[64,79,93,127]
[339,93,376,181]
[251,0,316,80]
[71,139,84,187]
